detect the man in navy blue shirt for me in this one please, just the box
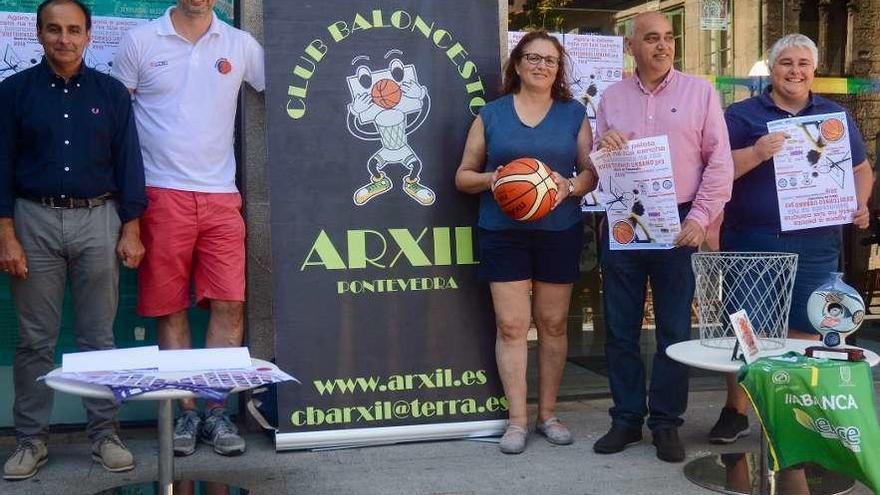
[0,0,146,481]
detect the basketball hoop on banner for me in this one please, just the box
[692,252,798,350]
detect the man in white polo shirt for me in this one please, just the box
[111,0,264,457]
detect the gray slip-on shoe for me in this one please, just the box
[499,424,528,454]
[536,417,573,445]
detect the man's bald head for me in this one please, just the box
[629,11,672,39]
[625,11,675,86]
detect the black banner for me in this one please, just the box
[264,1,505,447]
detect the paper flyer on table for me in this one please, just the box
[590,135,681,250]
[157,347,252,372]
[728,310,761,364]
[52,366,298,402]
[62,346,159,372]
[55,367,297,389]
[767,112,857,231]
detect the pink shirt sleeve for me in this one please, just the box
[685,86,733,230]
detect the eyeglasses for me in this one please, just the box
[521,53,559,68]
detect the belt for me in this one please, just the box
[22,193,112,209]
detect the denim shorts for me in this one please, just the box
[720,227,841,334]
[478,222,584,284]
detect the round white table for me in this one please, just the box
[667,339,879,495]
[45,359,279,495]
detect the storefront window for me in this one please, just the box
[703,25,731,76]
[666,7,685,71]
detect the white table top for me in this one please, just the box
[44,358,278,401]
[667,339,880,373]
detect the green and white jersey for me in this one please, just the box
[739,352,880,494]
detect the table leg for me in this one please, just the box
[157,399,174,495]
[759,430,771,494]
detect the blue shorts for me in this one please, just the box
[478,222,584,284]
[720,228,841,334]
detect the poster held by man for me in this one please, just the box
[264,0,506,449]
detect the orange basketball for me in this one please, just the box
[493,158,558,222]
[612,220,635,244]
[371,79,402,109]
[820,118,846,142]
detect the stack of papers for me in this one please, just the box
[53,347,296,402]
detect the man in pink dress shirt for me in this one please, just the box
[590,11,734,463]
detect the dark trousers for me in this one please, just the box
[599,228,695,431]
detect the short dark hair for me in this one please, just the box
[501,31,572,100]
[37,0,92,31]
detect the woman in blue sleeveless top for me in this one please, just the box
[455,31,597,454]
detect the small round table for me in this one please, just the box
[45,359,280,495]
[667,339,879,495]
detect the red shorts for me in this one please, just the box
[137,187,246,317]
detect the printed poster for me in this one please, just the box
[591,136,681,250]
[767,112,857,231]
[700,0,730,31]
[564,34,623,122]
[565,34,623,211]
[0,1,233,82]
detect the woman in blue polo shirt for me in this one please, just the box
[455,31,597,454]
[710,34,874,444]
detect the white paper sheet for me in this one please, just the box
[157,347,252,372]
[62,346,159,372]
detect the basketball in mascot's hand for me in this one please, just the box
[371,79,402,109]
[493,158,558,222]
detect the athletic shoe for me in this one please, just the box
[709,407,750,444]
[201,407,246,456]
[173,410,202,456]
[402,178,436,206]
[353,175,393,205]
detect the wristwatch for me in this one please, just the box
[567,179,576,196]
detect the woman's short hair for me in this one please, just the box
[501,31,572,100]
[768,34,818,68]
